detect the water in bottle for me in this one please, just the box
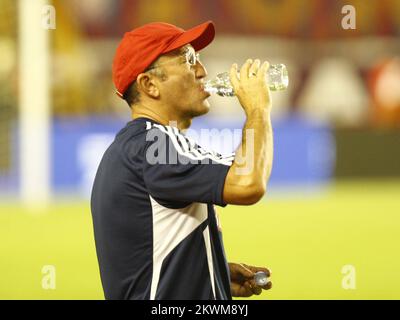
[204,63,289,97]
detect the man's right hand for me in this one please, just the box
[229,59,272,115]
[222,59,274,206]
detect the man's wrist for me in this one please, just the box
[245,107,271,122]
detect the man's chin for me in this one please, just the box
[198,100,211,115]
[194,107,210,118]
[186,104,209,118]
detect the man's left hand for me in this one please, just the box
[229,262,272,297]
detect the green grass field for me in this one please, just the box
[1,179,400,300]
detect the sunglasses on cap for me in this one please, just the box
[147,46,201,70]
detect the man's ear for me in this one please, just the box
[136,73,160,99]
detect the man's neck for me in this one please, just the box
[132,104,192,130]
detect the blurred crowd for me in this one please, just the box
[1,0,400,127]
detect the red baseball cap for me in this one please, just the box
[112,21,215,98]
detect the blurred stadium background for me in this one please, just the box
[1,0,400,299]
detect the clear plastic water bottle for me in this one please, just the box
[204,63,289,97]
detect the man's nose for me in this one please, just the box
[195,61,208,79]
